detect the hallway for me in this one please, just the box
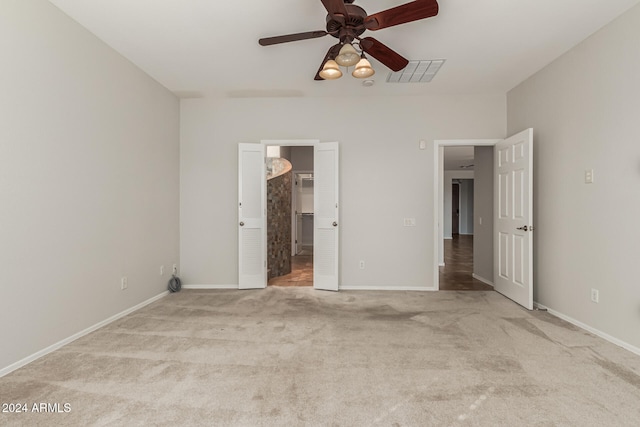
[439,235,494,291]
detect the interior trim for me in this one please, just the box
[182,284,238,289]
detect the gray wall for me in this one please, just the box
[180,95,506,289]
[459,179,474,235]
[290,146,314,171]
[473,146,494,283]
[0,1,180,372]
[508,4,640,350]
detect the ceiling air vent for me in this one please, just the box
[386,59,445,83]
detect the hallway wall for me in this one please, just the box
[473,146,494,283]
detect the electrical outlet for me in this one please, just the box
[121,276,128,290]
[172,264,178,275]
[585,169,594,184]
[359,260,365,269]
[591,288,599,303]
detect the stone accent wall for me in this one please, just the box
[267,170,292,279]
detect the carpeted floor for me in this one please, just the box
[1,288,639,426]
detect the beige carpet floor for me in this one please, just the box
[1,288,640,426]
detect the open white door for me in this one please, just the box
[314,142,339,291]
[494,129,534,309]
[238,143,267,289]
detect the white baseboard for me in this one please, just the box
[534,303,640,357]
[339,285,437,292]
[182,284,238,290]
[439,263,445,267]
[0,290,169,378]
[472,274,494,286]
[186,284,438,292]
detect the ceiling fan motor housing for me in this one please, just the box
[326,4,368,42]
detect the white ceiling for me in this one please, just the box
[444,146,474,171]
[48,0,639,98]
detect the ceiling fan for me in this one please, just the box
[258,0,439,80]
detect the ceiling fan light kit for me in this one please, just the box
[352,55,375,78]
[319,60,343,80]
[335,43,361,67]
[258,0,439,81]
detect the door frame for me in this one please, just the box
[432,139,500,290]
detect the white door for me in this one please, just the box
[238,143,267,289]
[314,142,339,291]
[494,129,534,309]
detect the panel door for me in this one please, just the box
[238,143,266,289]
[314,142,339,291]
[494,129,533,309]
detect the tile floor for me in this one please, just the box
[268,252,313,287]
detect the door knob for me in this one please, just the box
[516,225,528,231]
[333,221,338,227]
[239,221,245,227]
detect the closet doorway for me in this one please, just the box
[267,148,315,287]
[239,139,339,290]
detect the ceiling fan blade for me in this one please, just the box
[259,30,328,46]
[360,37,409,72]
[314,43,342,81]
[365,0,439,31]
[320,0,349,23]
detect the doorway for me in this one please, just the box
[440,150,490,291]
[433,139,500,291]
[238,139,339,291]
[268,168,314,287]
[433,131,534,308]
